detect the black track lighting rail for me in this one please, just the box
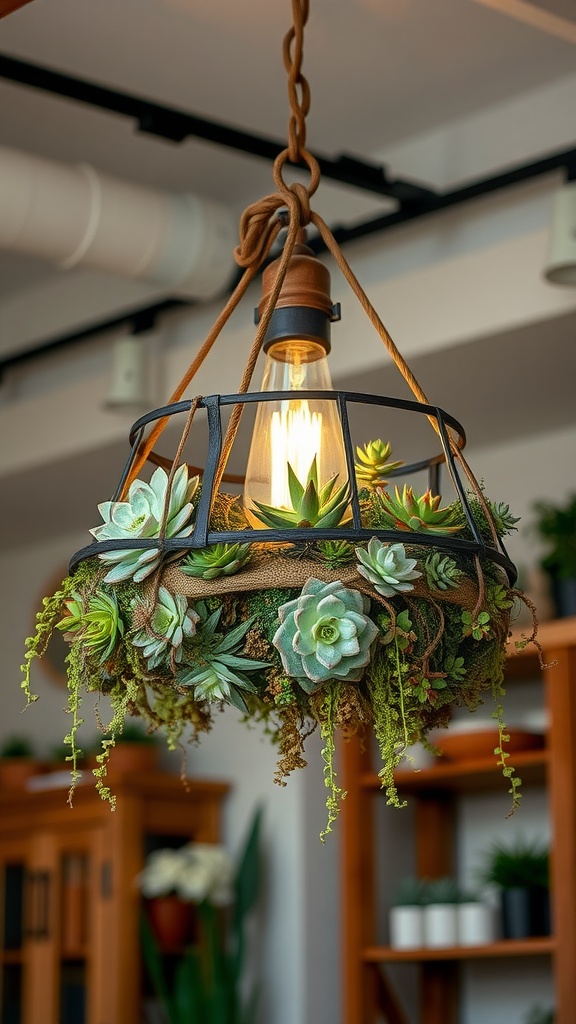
[0,53,435,204]
[1,53,575,377]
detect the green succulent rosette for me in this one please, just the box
[272,578,379,690]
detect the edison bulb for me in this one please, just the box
[244,337,348,523]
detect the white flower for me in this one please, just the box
[178,845,235,906]
[136,842,234,906]
[137,848,184,898]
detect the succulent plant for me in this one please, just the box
[424,551,462,591]
[423,877,462,905]
[133,587,200,670]
[375,486,465,536]
[249,456,349,530]
[355,537,421,598]
[181,542,252,580]
[273,578,379,690]
[354,439,403,490]
[90,465,199,584]
[461,610,491,640]
[56,592,84,636]
[314,539,356,569]
[57,589,125,663]
[490,500,520,536]
[177,609,269,712]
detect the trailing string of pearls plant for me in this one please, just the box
[22,0,537,835]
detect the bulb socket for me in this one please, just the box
[256,243,340,352]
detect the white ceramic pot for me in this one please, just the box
[389,906,423,950]
[457,902,495,946]
[423,904,458,948]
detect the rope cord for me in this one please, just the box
[117,0,499,553]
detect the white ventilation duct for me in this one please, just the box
[0,146,237,301]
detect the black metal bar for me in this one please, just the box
[112,426,146,503]
[337,393,362,530]
[0,53,435,202]
[311,144,576,251]
[191,395,222,548]
[0,297,188,379]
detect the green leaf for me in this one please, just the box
[249,504,299,529]
[299,479,320,524]
[287,462,305,510]
[396,609,412,632]
[139,913,174,1023]
[233,807,263,983]
[319,472,338,506]
[225,686,250,713]
[308,455,319,491]
[216,616,254,653]
[173,949,206,1024]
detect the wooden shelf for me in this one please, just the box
[364,937,556,963]
[342,617,576,1024]
[360,747,548,794]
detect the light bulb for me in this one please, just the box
[244,337,349,524]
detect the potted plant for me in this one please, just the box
[533,494,576,617]
[388,877,426,950]
[138,808,262,1024]
[422,876,460,948]
[479,836,550,939]
[103,720,160,776]
[457,888,495,947]
[0,736,42,790]
[524,1005,555,1024]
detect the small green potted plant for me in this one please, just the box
[524,1005,555,1024]
[422,877,461,948]
[457,887,495,947]
[0,735,42,790]
[388,877,426,950]
[533,494,576,617]
[479,836,550,939]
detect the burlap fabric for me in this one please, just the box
[161,552,488,613]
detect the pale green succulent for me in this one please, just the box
[354,439,403,490]
[90,464,199,584]
[177,610,269,712]
[249,456,349,529]
[355,537,421,598]
[375,486,465,536]
[424,551,462,591]
[57,589,124,663]
[180,542,252,580]
[133,587,200,670]
[273,578,379,690]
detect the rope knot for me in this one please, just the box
[234,193,286,270]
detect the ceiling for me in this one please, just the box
[1,0,576,301]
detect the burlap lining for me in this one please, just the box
[161,554,483,612]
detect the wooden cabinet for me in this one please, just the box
[0,771,228,1024]
[341,617,576,1024]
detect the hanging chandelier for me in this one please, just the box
[24,0,532,830]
